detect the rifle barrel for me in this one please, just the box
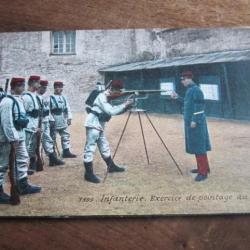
[121,89,170,94]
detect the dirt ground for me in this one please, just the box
[1,112,250,217]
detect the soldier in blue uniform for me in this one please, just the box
[171,70,211,181]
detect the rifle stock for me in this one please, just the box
[9,142,20,205]
[36,131,43,171]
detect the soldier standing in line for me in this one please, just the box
[50,81,76,158]
[0,77,41,203]
[37,80,65,166]
[171,70,211,181]
[83,80,133,183]
[22,75,41,175]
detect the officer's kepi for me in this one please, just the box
[180,70,193,79]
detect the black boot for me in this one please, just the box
[49,153,65,166]
[0,186,10,204]
[104,156,125,173]
[18,177,41,195]
[191,168,210,174]
[195,173,208,182]
[84,162,101,183]
[28,157,37,175]
[190,169,198,174]
[62,148,77,158]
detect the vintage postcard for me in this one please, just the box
[0,27,250,217]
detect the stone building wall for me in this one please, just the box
[0,27,250,111]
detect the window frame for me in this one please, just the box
[198,75,222,104]
[159,77,176,99]
[50,31,76,55]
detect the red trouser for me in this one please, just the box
[195,153,210,176]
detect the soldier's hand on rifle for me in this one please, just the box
[171,91,178,99]
[49,120,55,128]
[36,128,42,134]
[190,121,197,128]
[11,141,19,147]
[67,119,72,126]
[124,99,134,107]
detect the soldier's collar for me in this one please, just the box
[187,82,195,88]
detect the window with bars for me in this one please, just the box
[51,31,76,54]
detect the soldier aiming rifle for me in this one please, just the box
[83,79,134,183]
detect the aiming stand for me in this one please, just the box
[112,108,183,175]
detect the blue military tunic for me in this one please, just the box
[178,83,211,154]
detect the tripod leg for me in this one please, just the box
[138,112,150,165]
[104,112,132,183]
[144,112,183,175]
[113,111,132,160]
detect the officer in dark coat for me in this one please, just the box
[171,70,211,181]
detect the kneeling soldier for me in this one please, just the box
[83,80,133,183]
[37,80,65,166]
[0,77,41,203]
[50,81,76,158]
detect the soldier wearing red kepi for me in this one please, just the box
[37,80,65,166]
[83,79,134,183]
[0,77,41,202]
[22,75,42,175]
[50,81,76,158]
[171,70,211,181]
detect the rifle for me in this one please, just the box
[9,142,20,205]
[5,79,9,93]
[49,119,62,158]
[108,89,171,100]
[55,140,62,159]
[36,97,44,172]
[0,79,9,102]
[122,89,170,94]
[105,80,112,90]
